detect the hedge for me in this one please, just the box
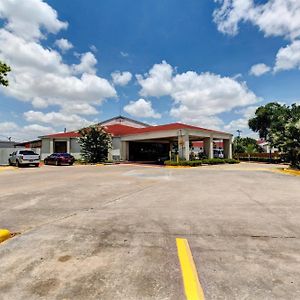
[238,157,281,163]
[164,158,239,167]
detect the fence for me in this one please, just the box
[0,148,15,166]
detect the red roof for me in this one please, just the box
[42,122,230,139]
[105,122,229,136]
[42,131,81,138]
[103,124,141,136]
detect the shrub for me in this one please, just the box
[238,156,281,163]
[164,158,239,166]
[224,159,240,164]
[201,158,225,165]
[164,160,202,167]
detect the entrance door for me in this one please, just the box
[54,141,67,153]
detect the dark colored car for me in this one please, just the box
[44,153,75,166]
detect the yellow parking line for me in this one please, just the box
[0,166,17,172]
[0,229,11,243]
[176,238,205,300]
[274,168,300,177]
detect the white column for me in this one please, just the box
[184,133,190,161]
[223,138,233,159]
[121,141,129,161]
[50,139,54,153]
[67,139,71,153]
[204,136,213,159]
[178,134,184,160]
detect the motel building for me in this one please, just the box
[40,116,233,162]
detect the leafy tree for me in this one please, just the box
[233,137,261,154]
[0,61,11,87]
[249,103,300,168]
[78,126,112,163]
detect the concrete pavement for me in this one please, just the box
[0,163,299,299]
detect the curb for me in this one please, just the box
[0,229,11,243]
[280,169,300,177]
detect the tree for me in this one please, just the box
[78,126,112,163]
[0,61,11,87]
[249,103,300,168]
[233,137,261,154]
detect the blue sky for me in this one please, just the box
[0,0,300,141]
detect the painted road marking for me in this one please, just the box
[0,229,11,243]
[176,238,205,300]
[273,168,300,177]
[0,167,17,172]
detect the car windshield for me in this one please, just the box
[19,150,37,155]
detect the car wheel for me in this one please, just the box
[55,160,60,166]
[35,163,39,167]
[44,160,48,165]
[8,159,12,166]
[69,162,74,166]
[16,160,20,168]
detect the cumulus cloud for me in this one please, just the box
[249,63,271,76]
[111,71,132,86]
[213,0,300,40]
[72,52,97,75]
[0,0,116,128]
[137,61,259,129]
[136,61,173,97]
[214,1,300,73]
[60,103,98,116]
[224,105,257,133]
[274,40,300,72]
[54,38,73,52]
[0,0,68,41]
[124,99,161,119]
[0,121,53,141]
[24,111,91,130]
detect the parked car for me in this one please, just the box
[44,153,75,166]
[9,150,40,167]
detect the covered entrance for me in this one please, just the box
[129,141,169,162]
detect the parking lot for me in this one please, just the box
[0,163,299,299]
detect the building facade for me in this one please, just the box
[40,116,233,161]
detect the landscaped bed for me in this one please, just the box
[164,158,240,167]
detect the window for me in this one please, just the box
[19,150,37,155]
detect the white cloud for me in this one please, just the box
[213,0,300,40]
[274,40,300,72]
[54,38,73,52]
[136,61,173,97]
[24,111,91,130]
[249,63,271,76]
[124,99,161,119]
[111,71,132,86]
[120,51,129,57]
[214,1,300,74]
[224,105,257,133]
[89,45,97,53]
[72,52,97,75]
[137,61,259,129]
[0,1,117,121]
[60,103,98,115]
[0,121,53,141]
[0,0,68,41]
